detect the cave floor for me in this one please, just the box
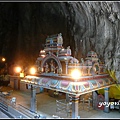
[0,86,120,119]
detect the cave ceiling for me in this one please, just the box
[0,1,119,80]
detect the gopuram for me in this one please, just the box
[21,33,116,118]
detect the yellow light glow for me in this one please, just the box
[15,67,21,73]
[2,58,5,62]
[20,73,24,78]
[71,69,81,80]
[30,67,36,74]
[41,55,45,58]
[40,50,45,53]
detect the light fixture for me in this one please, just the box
[14,66,22,73]
[2,57,6,62]
[29,67,36,75]
[71,69,81,80]
[40,50,46,58]
[20,72,24,78]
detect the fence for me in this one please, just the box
[0,93,16,108]
[16,104,36,118]
[0,93,34,118]
[56,99,72,117]
[0,93,46,118]
[79,97,93,111]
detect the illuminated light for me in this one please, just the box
[35,82,38,84]
[30,67,36,75]
[40,50,46,58]
[40,50,45,53]
[62,49,64,51]
[21,80,25,82]
[2,57,5,62]
[15,67,21,73]
[94,67,96,72]
[25,80,27,82]
[41,55,45,58]
[27,81,30,83]
[71,69,81,80]
[20,73,24,78]
[30,81,34,84]
[64,58,67,60]
[26,76,39,79]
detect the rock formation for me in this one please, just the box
[0,2,119,81]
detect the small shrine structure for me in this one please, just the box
[21,33,116,118]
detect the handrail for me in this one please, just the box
[16,104,36,118]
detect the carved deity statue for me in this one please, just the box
[45,62,49,73]
[50,60,55,73]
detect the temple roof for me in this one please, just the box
[87,51,98,58]
[20,74,116,96]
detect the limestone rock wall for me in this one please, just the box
[0,2,119,81]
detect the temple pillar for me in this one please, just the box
[30,85,37,113]
[66,93,70,102]
[104,87,110,113]
[119,100,120,113]
[92,91,98,109]
[71,95,80,118]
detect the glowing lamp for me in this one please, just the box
[15,67,21,73]
[71,69,81,80]
[2,57,5,62]
[20,73,24,78]
[30,67,36,74]
[64,58,67,60]
[41,55,45,58]
[40,50,46,58]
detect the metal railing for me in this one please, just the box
[0,94,16,108]
[0,94,35,118]
[56,99,72,117]
[16,104,36,118]
[0,94,48,119]
[79,97,93,111]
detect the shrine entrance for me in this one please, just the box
[40,53,62,74]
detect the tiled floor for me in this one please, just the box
[0,86,120,118]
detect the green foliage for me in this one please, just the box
[97,69,119,98]
[105,69,118,82]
